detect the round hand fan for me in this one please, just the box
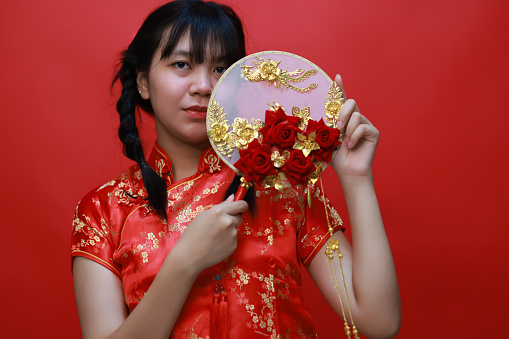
[207,51,344,202]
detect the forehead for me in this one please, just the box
[159,30,226,64]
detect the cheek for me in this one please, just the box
[148,73,187,105]
[212,73,222,87]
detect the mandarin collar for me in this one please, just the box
[147,142,223,185]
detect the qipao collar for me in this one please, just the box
[147,142,223,185]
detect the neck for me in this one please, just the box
[157,136,209,182]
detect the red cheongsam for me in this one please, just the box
[71,143,344,338]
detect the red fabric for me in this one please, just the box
[71,143,344,338]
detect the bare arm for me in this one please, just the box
[307,75,401,339]
[73,196,248,339]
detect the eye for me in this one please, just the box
[214,66,227,74]
[173,61,190,69]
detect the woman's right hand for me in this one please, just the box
[172,194,248,275]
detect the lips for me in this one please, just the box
[184,105,208,120]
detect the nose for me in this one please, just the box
[189,66,214,97]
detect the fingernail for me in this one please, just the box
[343,137,350,145]
[337,120,343,129]
[348,141,353,148]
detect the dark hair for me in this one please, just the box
[112,0,246,218]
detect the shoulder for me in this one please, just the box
[74,164,147,228]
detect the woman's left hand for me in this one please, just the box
[331,74,379,183]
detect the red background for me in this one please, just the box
[1,0,508,337]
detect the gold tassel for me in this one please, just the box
[320,178,359,339]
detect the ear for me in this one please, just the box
[137,71,150,100]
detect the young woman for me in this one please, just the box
[71,1,401,338]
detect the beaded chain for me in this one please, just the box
[320,178,359,339]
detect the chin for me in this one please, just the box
[187,138,211,149]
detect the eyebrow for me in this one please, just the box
[166,48,227,64]
[170,49,191,57]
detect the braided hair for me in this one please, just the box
[112,0,246,218]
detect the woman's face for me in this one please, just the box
[137,32,228,150]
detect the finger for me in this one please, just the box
[348,124,379,148]
[231,214,244,229]
[218,200,249,215]
[225,194,234,202]
[335,74,349,130]
[231,226,238,239]
[344,111,363,140]
[335,74,347,100]
[337,99,359,131]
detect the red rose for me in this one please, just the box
[306,119,341,162]
[234,140,277,185]
[258,108,301,148]
[283,149,316,186]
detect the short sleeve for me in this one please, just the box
[70,190,122,278]
[297,182,345,266]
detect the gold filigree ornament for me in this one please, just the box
[293,132,320,157]
[231,117,264,149]
[242,57,318,93]
[207,100,264,157]
[271,149,290,168]
[268,103,312,130]
[267,101,286,112]
[320,178,359,339]
[207,99,234,158]
[263,172,289,191]
[292,106,311,130]
[325,82,345,129]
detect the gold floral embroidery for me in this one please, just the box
[276,265,299,301]
[106,176,147,207]
[231,267,250,288]
[202,183,219,195]
[229,268,278,337]
[204,153,221,173]
[71,207,108,252]
[155,159,166,177]
[281,319,316,339]
[181,314,209,339]
[166,182,217,232]
[258,225,274,255]
[145,232,159,249]
[313,185,343,226]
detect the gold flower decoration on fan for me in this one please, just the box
[207,100,234,158]
[293,132,320,157]
[292,106,311,130]
[267,101,286,113]
[207,100,264,157]
[241,57,318,93]
[231,118,263,149]
[259,59,281,81]
[271,149,290,168]
[324,82,345,128]
[262,172,290,191]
